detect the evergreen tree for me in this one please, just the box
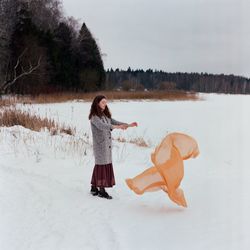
[77,23,105,91]
[50,22,78,90]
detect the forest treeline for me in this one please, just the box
[106,68,250,94]
[1,0,249,95]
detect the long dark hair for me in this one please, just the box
[88,95,112,119]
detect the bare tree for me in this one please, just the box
[0,0,61,95]
[27,0,63,31]
[0,48,42,94]
[0,0,19,84]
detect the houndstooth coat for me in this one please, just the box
[90,115,127,165]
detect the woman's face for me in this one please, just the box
[98,98,107,111]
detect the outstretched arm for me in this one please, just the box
[111,118,128,126]
[91,116,113,131]
[111,118,138,129]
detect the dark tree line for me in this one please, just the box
[0,0,105,94]
[1,0,249,95]
[106,68,250,94]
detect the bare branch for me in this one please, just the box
[1,55,42,93]
[13,48,28,79]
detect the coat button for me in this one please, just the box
[109,146,111,148]
[109,137,111,139]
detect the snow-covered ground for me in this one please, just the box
[1,93,250,250]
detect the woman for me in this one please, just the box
[88,95,137,199]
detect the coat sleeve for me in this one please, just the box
[91,115,113,131]
[111,118,128,126]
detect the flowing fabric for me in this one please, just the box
[126,132,200,207]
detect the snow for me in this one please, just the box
[1,93,250,250]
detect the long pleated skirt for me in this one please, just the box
[91,163,116,188]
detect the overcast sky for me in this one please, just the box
[62,0,250,77]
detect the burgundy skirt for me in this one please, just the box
[91,163,116,188]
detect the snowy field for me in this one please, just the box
[1,93,250,250]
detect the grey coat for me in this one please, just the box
[90,115,128,165]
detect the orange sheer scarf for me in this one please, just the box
[126,133,199,207]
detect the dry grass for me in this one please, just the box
[0,126,89,165]
[116,136,149,147]
[0,97,17,107]
[0,107,75,136]
[0,90,201,105]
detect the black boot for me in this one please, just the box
[90,185,99,196]
[98,188,112,199]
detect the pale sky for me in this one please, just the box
[62,0,250,78]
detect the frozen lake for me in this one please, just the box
[1,93,250,250]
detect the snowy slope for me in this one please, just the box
[1,93,250,250]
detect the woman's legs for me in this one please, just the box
[98,187,112,199]
[90,186,112,199]
[90,163,115,199]
[90,185,99,196]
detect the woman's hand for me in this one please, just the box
[128,122,138,127]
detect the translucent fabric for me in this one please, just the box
[126,133,200,207]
